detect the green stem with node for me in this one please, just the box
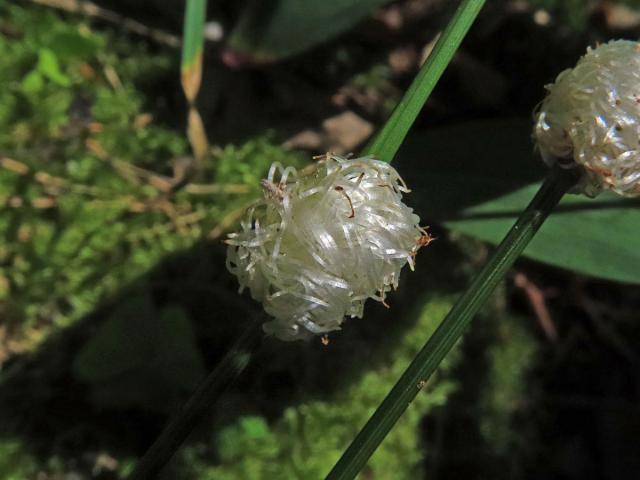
[325,164,578,480]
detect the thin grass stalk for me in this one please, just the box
[127,323,263,480]
[365,0,486,162]
[130,0,486,476]
[181,0,209,165]
[325,165,578,480]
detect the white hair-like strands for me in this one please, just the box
[534,40,640,197]
[226,154,430,341]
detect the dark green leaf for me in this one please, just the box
[399,119,640,284]
[227,0,393,61]
[447,185,640,284]
[73,297,206,411]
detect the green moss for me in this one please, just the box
[478,316,537,456]
[0,4,304,337]
[177,296,459,480]
[0,441,38,480]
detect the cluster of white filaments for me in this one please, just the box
[534,39,640,197]
[226,154,430,341]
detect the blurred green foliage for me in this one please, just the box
[478,315,537,457]
[529,0,591,29]
[0,440,38,480]
[73,296,206,411]
[530,0,640,30]
[348,64,400,116]
[177,297,459,480]
[0,4,305,476]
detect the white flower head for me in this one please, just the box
[534,39,640,197]
[226,154,430,341]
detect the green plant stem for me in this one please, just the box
[181,0,207,77]
[325,165,578,480]
[127,324,262,480]
[365,0,486,162]
[129,2,487,477]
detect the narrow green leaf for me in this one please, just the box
[447,185,640,284]
[181,0,206,71]
[365,0,486,161]
[228,0,394,61]
[181,0,209,163]
[181,0,207,101]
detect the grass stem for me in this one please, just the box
[365,0,486,162]
[127,324,262,480]
[325,165,578,480]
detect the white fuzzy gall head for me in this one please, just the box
[534,39,640,197]
[226,154,430,341]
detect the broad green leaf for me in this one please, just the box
[227,0,394,61]
[399,119,640,284]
